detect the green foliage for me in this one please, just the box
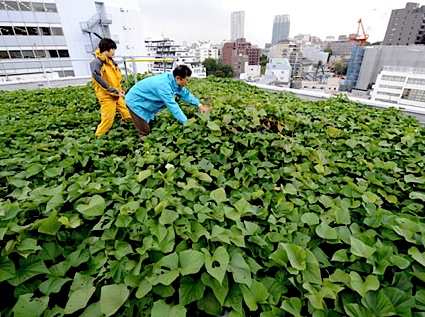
[1,77,425,316]
[202,58,233,78]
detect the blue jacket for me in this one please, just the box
[125,73,200,123]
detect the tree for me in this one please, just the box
[202,58,233,78]
[221,65,233,78]
[334,62,348,75]
[202,58,219,76]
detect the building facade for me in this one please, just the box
[383,2,425,45]
[324,40,358,62]
[371,66,425,108]
[222,38,260,67]
[271,15,290,45]
[193,41,219,63]
[0,0,146,81]
[145,38,206,78]
[352,45,425,92]
[230,11,245,41]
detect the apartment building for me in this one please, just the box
[0,0,146,81]
[383,2,425,45]
[145,38,206,78]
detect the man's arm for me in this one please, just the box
[90,58,120,96]
[158,86,188,124]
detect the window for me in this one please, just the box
[34,50,46,58]
[0,26,14,35]
[13,26,28,35]
[407,78,425,85]
[51,27,63,35]
[9,50,22,58]
[382,75,406,82]
[0,51,9,59]
[402,88,425,102]
[58,50,69,57]
[22,50,35,58]
[4,1,19,10]
[379,84,403,90]
[39,27,51,35]
[0,2,5,10]
[47,49,58,58]
[31,2,45,12]
[44,3,57,12]
[18,1,32,11]
[27,26,39,35]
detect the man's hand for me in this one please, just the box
[198,104,211,113]
[119,91,126,98]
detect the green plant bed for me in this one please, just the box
[1,77,425,317]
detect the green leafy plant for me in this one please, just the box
[1,77,425,316]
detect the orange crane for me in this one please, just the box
[349,19,369,46]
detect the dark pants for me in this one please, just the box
[129,108,155,141]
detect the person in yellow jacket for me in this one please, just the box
[90,38,131,136]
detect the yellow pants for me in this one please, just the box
[95,96,131,136]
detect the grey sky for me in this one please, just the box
[138,0,415,46]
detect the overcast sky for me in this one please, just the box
[137,0,413,47]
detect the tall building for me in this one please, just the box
[230,11,245,41]
[271,15,290,45]
[0,0,146,80]
[383,2,425,45]
[222,38,260,77]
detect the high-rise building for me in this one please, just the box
[383,2,425,45]
[230,11,245,41]
[271,15,290,45]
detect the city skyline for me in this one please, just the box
[138,0,414,46]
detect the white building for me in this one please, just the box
[260,58,291,86]
[193,41,219,63]
[230,11,244,41]
[0,0,146,81]
[371,66,425,108]
[145,38,206,78]
[240,62,261,81]
[302,46,329,64]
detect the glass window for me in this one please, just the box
[39,27,51,35]
[51,27,63,36]
[0,2,5,10]
[31,2,45,11]
[4,1,19,10]
[9,50,23,58]
[48,49,58,58]
[44,3,57,12]
[17,1,31,11]
[58,49,69,57]
[27,26,39,35]
[0,51,9,59]
[0,26,14,35]
[13,26,28,35]
[22,50,35,58]
[34,50,46,58]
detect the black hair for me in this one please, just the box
[173,65,192,78]
[98,38,117,53]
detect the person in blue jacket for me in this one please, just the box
[125,65,211,140]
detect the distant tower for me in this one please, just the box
[231,11,245,40]
[271,15,290,45]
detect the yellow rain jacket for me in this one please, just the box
[90,48,130,136]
